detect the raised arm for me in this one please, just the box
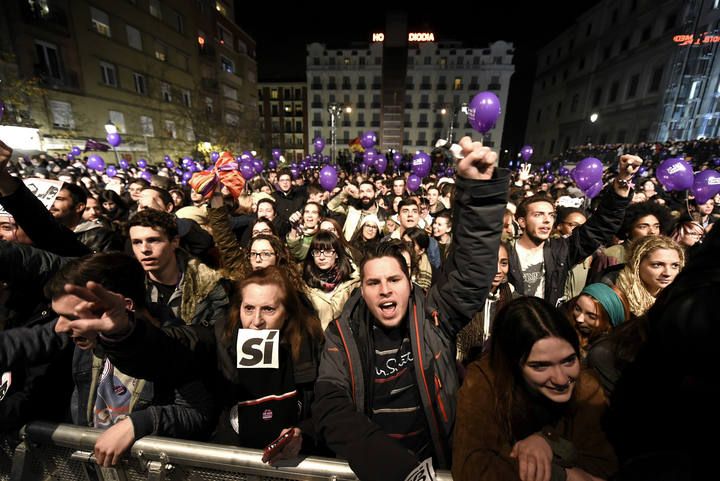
[428,137,509,339]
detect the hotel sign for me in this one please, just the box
[372,32,436,43]
[673,33,720,46]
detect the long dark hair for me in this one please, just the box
[489,297,580,439]
[226,266,322,360]
[303,231,353,288]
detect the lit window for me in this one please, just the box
[48,100,74,128]
[90,7,111,37]
[149,0,162,19]
[220,56,234,73]
[108,110,126,133]
[140,116,155,137]
[155,41,167,62]
[453,77,463,90]
[164,120,177,139]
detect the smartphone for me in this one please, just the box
[262,430,294,463]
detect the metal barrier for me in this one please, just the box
[2,422,454,481]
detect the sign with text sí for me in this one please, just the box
[236,329,280,369]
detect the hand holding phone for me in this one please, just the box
[262,428,297,463]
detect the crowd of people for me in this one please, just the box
[0,136,717,481]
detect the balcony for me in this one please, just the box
[418,103,430,109]
[21,2,69,32]
[417,122,429,128]
[420,84,431,90]
[433,121,444,128]
[327,83,337,89]
[488,83,502,90]
[311,83,322,89]
[356,102,366,108]
[370,120,380,127]
[34,66,80,91]
[342,83,352,90]
[356,83,367,89]
[404,122,412,128]
[312,120,322,126]
[437,84,447,90]
[405,103,413,109]
[469,83,479,90]
[356,121,366,127]
[371,102,380,108]
[342,120,351,127]
[406,84,415,89]
[371,83,381,89]
[311,102,322,108]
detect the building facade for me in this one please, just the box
[0,0,259,163]
[525,0,685,158]
[305,21,514,157]
[257,82,307,161]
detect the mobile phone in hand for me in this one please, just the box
[262,430,294,463]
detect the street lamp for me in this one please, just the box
[438,102,468,145]
[327,102,351,164]
[590,112,599,123]
[104,120,121,165]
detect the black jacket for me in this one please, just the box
[100,315,324,450]
[509,186,630,307]
[0,321,211,440]
[313,171,509,481]
[273,186,308,223]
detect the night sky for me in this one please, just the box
[236,2,600,153]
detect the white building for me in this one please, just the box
[305,23,514,157]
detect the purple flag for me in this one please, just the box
[84,139,110,152]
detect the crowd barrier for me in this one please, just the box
[1,422,453,481]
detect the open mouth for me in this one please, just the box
[379,301,397,317]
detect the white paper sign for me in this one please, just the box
[236,329,280,369]
[0,372,12,402]
[404,458,437,481]
[0,178,63,216]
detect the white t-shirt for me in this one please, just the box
[515,243,545,298]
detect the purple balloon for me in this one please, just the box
[106,133,122,147]
[360,131,377,150]
[656,157,694,192]
[71,146,82,157]
[268,159,277,170]
[165,159,175,169]
[544,161,552,169]
[545,174,555,183]
[182,171,194,182]
[119,159,129,170]
[520,145,534,162]
[271,149,282,161]
[637,165,648,176]
[691,169,720,204]
[714,158,720,167]
[87,154,105,171]
[67,153,75,161]
[239,161,255,180]
[467,91,501,133]
[289,166,299,179]
[140,171,152,182]
[319,165,338,191]
[253,159,264,174]
[585,181,603,199]
[407,174,421,192]
[137,159,148,169]
[106,166,117,177]
[573,157,604,191]
[393,152,403,166]
[411,151,431,178]
[445,167,455,177]
[313,137,325,153]
[375,156,388,174]
[182,157,193,168]
[558,167,570,177]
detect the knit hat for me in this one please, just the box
[581,283,627,327]
[360,214,383,230]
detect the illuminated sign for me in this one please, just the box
[673,33,720,46]
[372,32,436,43]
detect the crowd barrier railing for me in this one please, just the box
[3,421,454,481]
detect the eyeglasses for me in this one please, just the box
[249,251,275,260]
[253,228,273,235]
[364,224,379,230]
[311,249,336,258]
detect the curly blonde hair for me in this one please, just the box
[615,236,685,317]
